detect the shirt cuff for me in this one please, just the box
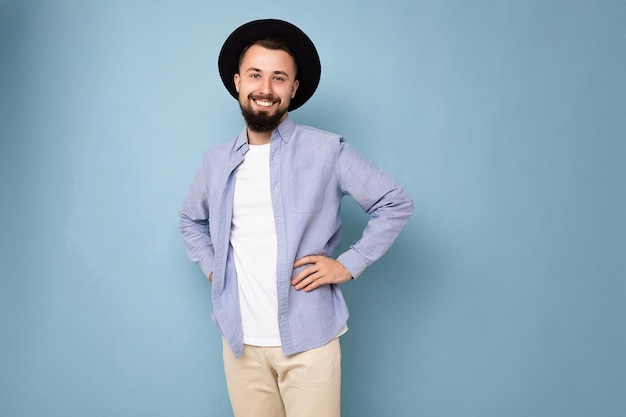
[336,250,368,279]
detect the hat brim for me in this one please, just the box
[218,19,321,111]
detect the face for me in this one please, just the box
[234,44,299,133]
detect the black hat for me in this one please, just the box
[218,19,321,111]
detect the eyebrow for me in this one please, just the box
[244,67,292,79]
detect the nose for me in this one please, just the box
[259,77,273,95]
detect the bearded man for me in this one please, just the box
[180,19,413,417]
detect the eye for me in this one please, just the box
[274,76,285,82]
[250,73,260,78]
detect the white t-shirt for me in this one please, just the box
[230,143,281,346]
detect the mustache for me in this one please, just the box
[249,94,281,103]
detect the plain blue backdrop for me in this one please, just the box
[1,1,624,416]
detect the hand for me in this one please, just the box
[208,272,213,283]
[291,255,352,292]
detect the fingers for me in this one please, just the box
[291,255,322,289]
[293,270,324,291]
[291,255,351,292]
[291,264,318,291]
[293,255,319,269]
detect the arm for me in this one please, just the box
[291,141,413,290]
[179,161,215,280]
[335,141,413,278]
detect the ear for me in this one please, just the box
[291,79,299,98]
[234,74,240,93]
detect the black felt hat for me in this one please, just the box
[218,19,321,111]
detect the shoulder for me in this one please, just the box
[294,123,341,140]
[291,123,345,148]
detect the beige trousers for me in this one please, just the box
[222,337,342,417]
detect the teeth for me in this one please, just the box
[255,100,273,107]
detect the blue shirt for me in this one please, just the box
[179,116,413,357]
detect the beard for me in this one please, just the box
[239,95,289,133]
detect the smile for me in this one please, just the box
[255,99,275,107]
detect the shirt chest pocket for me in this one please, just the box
[288,168,327,213]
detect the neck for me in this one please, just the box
[246,128,272,145]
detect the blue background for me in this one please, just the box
[1,1,624,416]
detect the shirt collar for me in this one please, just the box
[275,116,296,143]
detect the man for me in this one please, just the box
[179,19,413,417]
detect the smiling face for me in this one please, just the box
[234,43,299,135]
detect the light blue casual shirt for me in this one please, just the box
[179,116,413,357]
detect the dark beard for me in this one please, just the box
[240,103,287,133]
